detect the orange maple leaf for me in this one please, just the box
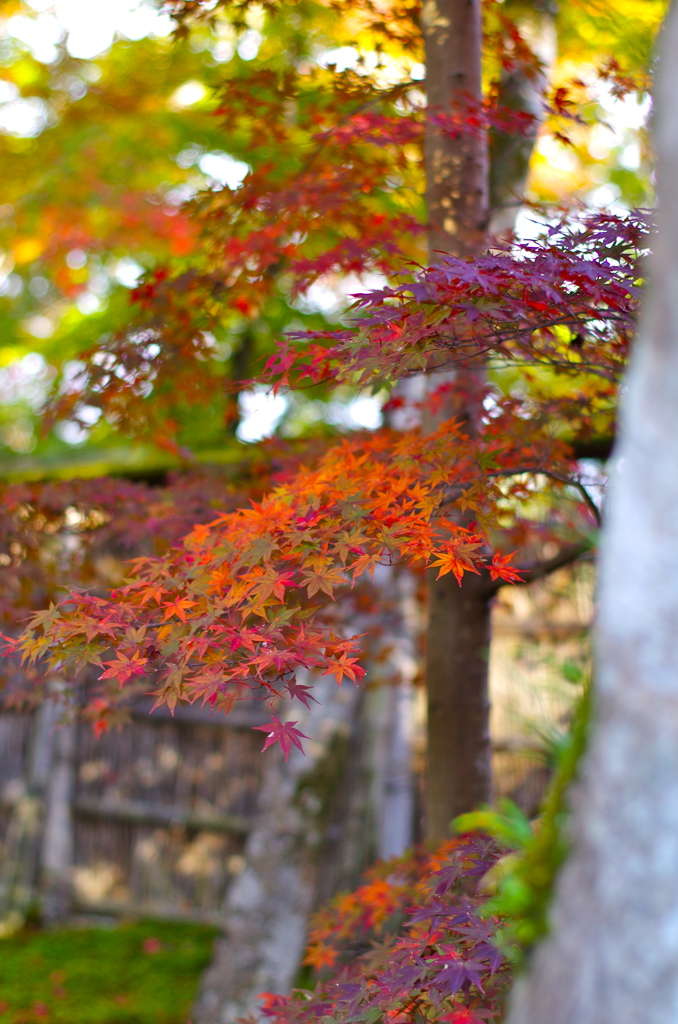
[161,597,198,622]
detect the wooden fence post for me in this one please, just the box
[0,699,58,933]
[41,712,77,921]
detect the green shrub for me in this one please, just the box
[454,680,591,961]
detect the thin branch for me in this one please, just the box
[441,467,603,528]
[486,540,593,595]
[486,467,603,527]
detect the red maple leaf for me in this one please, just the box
[253,715,309,761]
[99,650,149,687]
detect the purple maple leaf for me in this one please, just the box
[285,679,319,708]
[433,862,462,895]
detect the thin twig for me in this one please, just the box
[487,467,603,527]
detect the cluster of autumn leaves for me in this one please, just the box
[264,833,512,1024]
[17,399,593,742]
[268,211,646,392]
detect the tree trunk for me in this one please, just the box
[489,2,555,236]
[191,676,362,1024]
[422,0,491,837]
[507,7,678,1021]
[426,571,493,837]
[421,0,556,837]
[422,0,487,260]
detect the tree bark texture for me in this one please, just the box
[507,7,678,1022]
[426,571,493,837]
[422,0,492,837]
[422,0,487,259]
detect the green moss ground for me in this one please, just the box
[0,919,217,1023]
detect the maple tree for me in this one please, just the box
[0,0,664,840]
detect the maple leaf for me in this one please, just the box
[99,650,148,687]
[258,993,290,1016]
[303,943,339,970]
[188,522,213,546]
[285,679,319,708]
[430,953,486,997]
[253,715,309,761]
[138,585,168,607]
[302,565,347,598]
[162,597,198,622]
[488,551,525,584]
[349,551,379,580]
[323,652,366,685]
[433,862,462,895]
[430,551,481,584]
[439,1009,489,1024]
[87,699,111,738]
